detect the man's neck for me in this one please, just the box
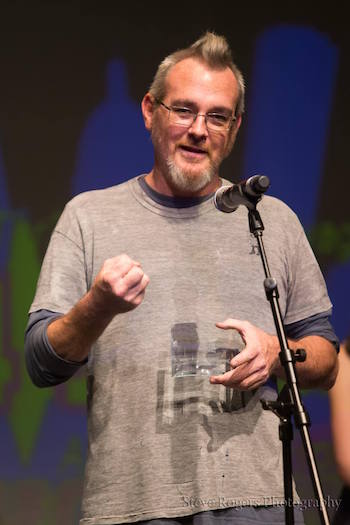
[144,169,221,198]
[139,176,214,209]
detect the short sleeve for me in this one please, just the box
[29,201,89,314]
[284,223,332,324]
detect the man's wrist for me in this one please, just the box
[270,334,283,375]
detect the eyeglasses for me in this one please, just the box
[155,98,236,133]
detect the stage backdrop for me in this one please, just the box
[0,3,349,525]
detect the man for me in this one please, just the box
[329,338,350,524]
[26,32,338,525]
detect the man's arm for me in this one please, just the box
[46,254,149,362]
[329,342,350,486]
[210,318,338,391]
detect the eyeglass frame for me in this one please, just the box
[154,97,237,132]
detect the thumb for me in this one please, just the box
[216,318,252,344]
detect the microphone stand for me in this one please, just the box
[229,195,330,525]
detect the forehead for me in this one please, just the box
[164,58,238,108]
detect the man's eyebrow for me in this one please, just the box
[169,99,233,114]
[208,106,233,115]
[170,99,196,108]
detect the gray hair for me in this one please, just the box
[149,31,245,117]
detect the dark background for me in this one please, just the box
[0,2,349,524]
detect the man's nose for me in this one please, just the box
[188,113,208,138]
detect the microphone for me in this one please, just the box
[214,175,270,213]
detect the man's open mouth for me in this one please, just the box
[179,145,207,155]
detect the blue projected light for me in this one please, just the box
[326,262,350,341]
[72,59,154,195]
[243,26,339,228]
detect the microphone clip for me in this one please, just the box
[214,175,270,213]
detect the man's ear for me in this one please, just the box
[141,93,155,131]
[224,114,242,158]
[231,114,242,140]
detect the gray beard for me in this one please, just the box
[151,120,218,194]
[165,158,216,194]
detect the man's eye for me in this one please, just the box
[207,113,229,125]
[172,107,193,117]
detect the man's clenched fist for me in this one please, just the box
[91,254,150,315]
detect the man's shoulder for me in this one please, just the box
[260,194,300,223]
[253,195,306,244]
[66,176,141,211]
[219,179,298,222]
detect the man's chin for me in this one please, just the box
[165,160,215,194]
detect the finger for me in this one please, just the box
[216,318,251,333]
[124,274,150,302]
[209,369,236,387]
[127,287,146,306]
[209,363,252,386]
[216,319,252,346]
[104,255,134,280]
[133,276,150,304]
[216,319,265,364]
[117,255,141,276]
[230,348,255,368]
[210,368,265,390]
[234,372,267,390]
[123,265,145,288]
[210,359,255,383]
[216,319,239,329]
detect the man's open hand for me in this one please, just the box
[210,318,280,390]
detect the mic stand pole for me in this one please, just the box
[246,204,330,525]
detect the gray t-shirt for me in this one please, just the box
[29,176,332,525]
